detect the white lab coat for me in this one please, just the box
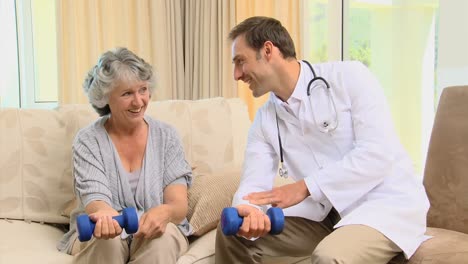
[232,60,429,258]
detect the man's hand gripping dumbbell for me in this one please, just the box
[221,205,284,237]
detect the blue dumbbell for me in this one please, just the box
[76,207,139,242]
[221,207,284,236]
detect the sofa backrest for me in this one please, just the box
[423,85,468,234]
[0,97,250,224]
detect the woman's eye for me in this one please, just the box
[140,87,148,93]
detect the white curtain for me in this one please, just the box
[184,0,237,99]
[57,0,185,104]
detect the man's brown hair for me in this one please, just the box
[228,16,296,59]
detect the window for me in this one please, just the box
[0,0,20,107]
[303,0,439,174]
[0,0,58,108]
[301,0,342,62]
[345,0,438,174]
[437,0,468,97]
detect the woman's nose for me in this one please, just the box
[132,93,144,106]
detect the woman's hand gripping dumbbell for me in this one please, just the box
[76,207,139,242]
[221,206,284,236]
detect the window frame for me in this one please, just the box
[16,0,57,109]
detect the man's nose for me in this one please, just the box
[233,66,243,81]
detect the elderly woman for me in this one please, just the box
[57,47,192,263]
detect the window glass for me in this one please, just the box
[346,0,439,173]
[31,0,58,103]
[302,0,341,63]
[0,0,58,108]
[0,0,20,107]
[437,0,468,98]
[303,0,439,174]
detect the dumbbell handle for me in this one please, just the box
[82,214,127,230]
[221,207,284,236]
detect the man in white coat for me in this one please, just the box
[215,16,429,264]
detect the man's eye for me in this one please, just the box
[235,60,244,67]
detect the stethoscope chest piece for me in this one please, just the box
[279,164,288,178]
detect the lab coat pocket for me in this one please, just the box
[328,109,353,158]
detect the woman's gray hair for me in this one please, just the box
[83,47,155,116]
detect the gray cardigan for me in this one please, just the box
[57,115,193,253]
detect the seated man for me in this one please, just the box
[215,16,429,264]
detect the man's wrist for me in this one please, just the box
[298,180,310,197]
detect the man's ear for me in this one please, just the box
[263,41,274,59]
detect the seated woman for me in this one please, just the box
[57,47,192,263]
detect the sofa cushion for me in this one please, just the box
[18,105,98,224]
[189,98,236,174]
[60,198,78,218]
[146,100,193,164]
[188,167,241,236]
[225,98,251,167]
[423,86,468,234]
[18,109,75,223]
[405,227,468,264]
[0,219,72,263]
[0,109,23,220]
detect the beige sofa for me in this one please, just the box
[0,97,307,264]
[3,90,467,264]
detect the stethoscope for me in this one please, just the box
[276,60,338,178]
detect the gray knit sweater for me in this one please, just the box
[57,115,193,253]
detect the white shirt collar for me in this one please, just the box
[271,61,311,118]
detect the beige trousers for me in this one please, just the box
[71,222,188,264]
[215,209,401,264]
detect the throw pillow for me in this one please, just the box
[188,167,241,236]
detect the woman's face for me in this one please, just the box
[107,78,150,126]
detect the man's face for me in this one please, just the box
[231,35,270,97]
